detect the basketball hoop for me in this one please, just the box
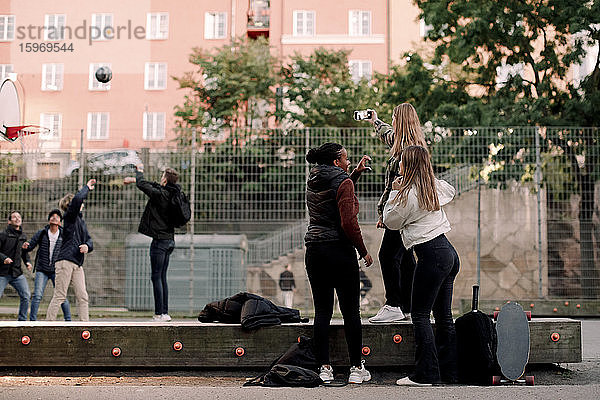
[3,125,49,141]
[0,79,48,143]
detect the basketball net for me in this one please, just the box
[16,128,42,180]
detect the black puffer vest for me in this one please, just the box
[304,164,349,244]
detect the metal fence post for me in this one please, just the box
[535,126,543,298]
[189,127,197,314]
[477,168,481,288]
[78,128,84,188]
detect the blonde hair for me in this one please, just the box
[391,103,427,158]
[59,193,74,212]
[394,145,440,212]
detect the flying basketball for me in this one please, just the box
[95,66,112,83]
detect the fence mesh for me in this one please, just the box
[0,126,598,315]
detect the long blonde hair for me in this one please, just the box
[394,145,440,211]
[391,103,427,158]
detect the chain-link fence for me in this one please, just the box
[0,126,598,315]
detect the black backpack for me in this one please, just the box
[169,189,191,227]
[455,286,499,385]
[245,364,322,388]
[244,336,320,387]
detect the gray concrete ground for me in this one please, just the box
[0,319,598,399]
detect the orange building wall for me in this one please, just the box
[0,0,426,162]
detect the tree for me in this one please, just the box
[279,48,378,127]
[173,37,278,139]
[416,0,600,297]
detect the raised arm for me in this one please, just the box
[135,170,163,199]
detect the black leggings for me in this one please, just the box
[411,234,460,383]
[378,228,416,312]
[305,241,362,367]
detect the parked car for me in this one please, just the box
[66,149,142,176]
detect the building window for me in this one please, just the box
[349,10,371,36]
[0,64,13,81]
[0,15,15,41]
[293,10,315,36]
[349,60,372,83]
[144,62,167,90]
[44,14,66,40]
[39,113,62,140]
[496,62,524,87]
[42,64,64,91]
[420,19,433,38]
[204,12,227,39]
[143,112,166,140]
[91,13,114,40]
[87,112,109,140]
[147,12,169,39]
[89,63,111,90]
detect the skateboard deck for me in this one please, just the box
[495,302,530,382]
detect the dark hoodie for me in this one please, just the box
[305,164,368,257]
[0,225,30,277]
[57,185,94,266]
[136,170,179,240]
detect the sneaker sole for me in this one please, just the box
[348,373,371,384]
[368,318,406,323]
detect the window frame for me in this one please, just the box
[39,113,62,140]
[91,13,114,41]
[87,112,110,140]
[143,112,166,141]
[0,15,15,41]
[44,14,66,41]
[204,12,227,39]
[146,12,169,40]
[41,63,64,91]
[292,10,316,37]
[349,59,372,83]
[348,10,371,36]
[89,62,112,91]
[144,62,168,90]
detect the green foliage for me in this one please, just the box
[173,37,278,136]
[279,48,379,127]
[415,0,600,126]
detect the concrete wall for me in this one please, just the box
[249,184,548,311]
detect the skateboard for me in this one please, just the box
[492,302,534,385]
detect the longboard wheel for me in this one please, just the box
[493,311,499,320]
[525,311,532,320]
[526,375,534,386]
[492,375,501,385]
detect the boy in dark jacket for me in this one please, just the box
[124,164,180,322]
[23,209,71,321]
[46,179,95,321]
[0,211,33,320]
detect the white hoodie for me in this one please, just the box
[383,179,456,249]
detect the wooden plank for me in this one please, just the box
[0,319,580,367]
[460,299,600,317]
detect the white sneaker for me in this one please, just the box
[161,314,172,321]
[152,314,162,321]
[368,305,406,323]
[348,360,371,384]
[319,365,334,383]
[395,376,432,386]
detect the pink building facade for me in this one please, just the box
[0,0,426,177]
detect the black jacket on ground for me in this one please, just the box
[0,226,30,277]
[136,170,179,240]
[56,185,94,266]
[23,225,63,274]
[197,292,308,330]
